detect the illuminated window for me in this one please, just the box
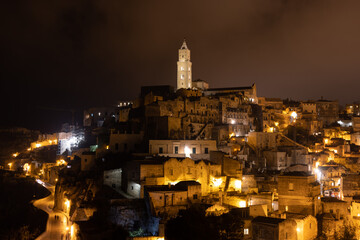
[244,229,249,235]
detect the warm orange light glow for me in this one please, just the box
[234,180,242,190]
[70,224,74,237]
[27,148,31,151]
[274,122,279,127]
[56,159,67,166]
[212,178,222,187]
[239,200,246,208]
[106,145,109,150]
[64,199,70,213]
[23,163,30,172]
[12,152,19,157]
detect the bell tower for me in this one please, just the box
[177,39,192,90]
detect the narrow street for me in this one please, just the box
[33,181,70,240]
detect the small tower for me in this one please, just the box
[177,39,192,90]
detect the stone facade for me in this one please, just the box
[278,172,321,215]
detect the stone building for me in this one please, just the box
[124,157,222,198]
[278,172,321,215]
[315,99,339,126]
[316,164,347,197]
[149,139,217,160]
[109,129,143,153]
[341,173,360,198]
[145,181,201,218]
[252,216,296,240]
[177,40,192,90]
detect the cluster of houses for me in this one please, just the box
[6,40,360,239]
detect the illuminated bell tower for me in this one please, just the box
[177,39,192,90]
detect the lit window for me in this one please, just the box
[244,228,249,235]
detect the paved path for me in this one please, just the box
[33,181,70,240]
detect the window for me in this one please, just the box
[131,186,134,190]
[244,229,249,235]
[112,184,116,188]
[160,196,162,200]
[205,148,209,154]
[159,147,163,154]
[289,183,294,191]
[170,168,173,176]
[192,147,196,154]
[174,146,178,154]
[193,194,198,199]
[84,159,87,162]
[115,143,119,151]
[187,167,191,174]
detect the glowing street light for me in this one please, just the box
[239,200,246,208]
[212,178,223,187]
[234,180,242,191]
[184,146,191,158]
[23,163,30,173]
[65,199,70,213]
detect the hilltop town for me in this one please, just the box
[3,40,360,240]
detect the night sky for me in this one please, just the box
[1,0,360,132]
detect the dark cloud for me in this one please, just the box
[1,0,360,131]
